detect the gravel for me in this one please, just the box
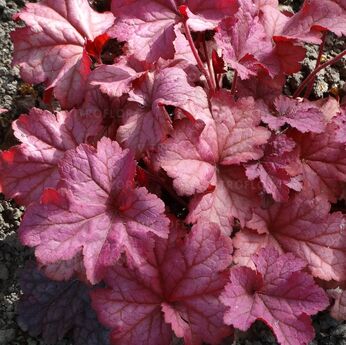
[0,0,345,344]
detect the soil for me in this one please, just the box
[0,0,345,344]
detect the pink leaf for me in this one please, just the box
[157,91,269,232]
[211,92,271,165]
[333,110,346,144]
[19,138,169,284]
[81,83,122,126]
[262,96,325,133]
[110,0,178,63]
[280,0,346,41]
[110,0,238,62]
[245,194,346,281]
[221,247,329,345]
[246,134,302,202]
[216,8,272,79]
[12,0,114,108]
[91,221,233,345]
[155,119,215,196]
[184,0,239,31]
[89,64,139,98]
[233,228,283,269]
[0,108,103,206]
[117,67,211,157]
[158,91,270,179]
[237,69,285,103]
[259,4,290,38]
[290,124,346,202]
[173,26,196,63]
[187,166,261,234]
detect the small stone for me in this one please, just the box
[0,67,7,77]
[332,323,346,337]
[313,80,329,98]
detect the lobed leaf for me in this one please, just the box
[0,108,103,206]
[91,222,233,345]
[245,134,302,202]
[241,193,346,281]
[12,0,114,108]
[17,264,109,345]
[19,138,169,284]
[221,247,329,345]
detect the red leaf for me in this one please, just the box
[85,33,110,62]
[212,50,226,74]
[91,222,233,345]
[272,37,306,75]
[221,247,329,345]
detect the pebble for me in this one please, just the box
[332,324,346,337]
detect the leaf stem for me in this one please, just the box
[217,74,222,89]
[293,48,346,98]
[303,32,327,98]
[231,70,238,95]
[202,37,216,91]
[182,20,215,92]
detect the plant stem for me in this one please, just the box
[202,38,216,91]
[293,48,346,98]
[182,20,215,92]
[303,32,327,98]
[231,70,238,95]
[217,74,222,89]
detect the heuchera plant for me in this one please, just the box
[1,0,346,344]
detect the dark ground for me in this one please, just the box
[0,0,345,344]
